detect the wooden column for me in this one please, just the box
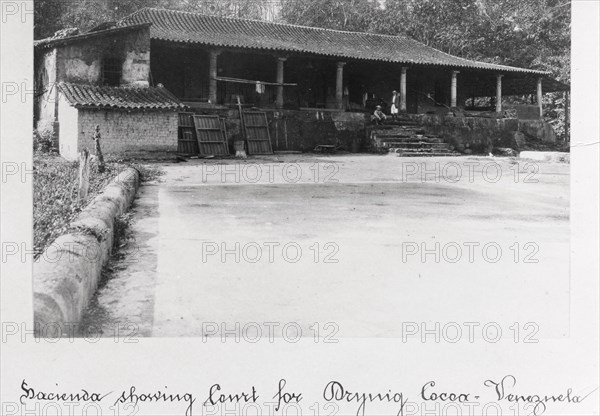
[450,70,459,108]
[400,67,408,112]
[496,74,503,112]
[336,61,346,110]
[537,77,543,117]
[208,49,221,104]
[276,57,286,109]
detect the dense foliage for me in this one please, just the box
[35,0,570,141]
[279,0,569,78]
[34,0,278,38]
[33,153,123,256]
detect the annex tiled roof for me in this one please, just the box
[34,23,151,50]
[57,82,187,110]
[120,8,549,75]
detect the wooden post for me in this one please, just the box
[450,70,459,108]
[208,49,221,104]
[92,125,105,173]
[78,148,90,203]
[276,57,286,109]
[537,77,543,118]
[336,61,346,110]
[496,74,503,113]
[400,67,408,112]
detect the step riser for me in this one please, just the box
[382,144,451,150]
[390,150,461,156]
[380,139,445,144]
[395,154,461,157]
[382,122,419,126]
[380,137,445,142]
[376,135,443,139]
[388,149,459,155]
[380,140,448,145]
[376,130,427,135]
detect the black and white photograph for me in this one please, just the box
[1,0,598,415]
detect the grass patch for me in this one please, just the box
[33,152,163,257]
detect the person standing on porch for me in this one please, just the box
[390,90,399,120]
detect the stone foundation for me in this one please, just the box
[416,114,520,153]
[402,113,557,154]
[190,107,369,152]
[56,103,557,159]
[518,119,557,143]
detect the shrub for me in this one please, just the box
[33,128,54,153]
[34,155,124,256]
[34,154,164,257]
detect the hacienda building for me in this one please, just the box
[34,7,568,159]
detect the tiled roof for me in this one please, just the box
[120,8,548,75]
[34,23,151,50]
[57,83,187,110]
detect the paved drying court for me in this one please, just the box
[82,155,570,339]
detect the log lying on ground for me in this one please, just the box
[33,168,140,336]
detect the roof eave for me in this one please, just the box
[34,23,152,50]
[149,36,550,76]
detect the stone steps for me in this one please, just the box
[371,118,462,156]
[376,130,429,138]
[379,138,436,144]
[376,127,427,134]
[387,145,454,152]
[390,148,462,157]
[382,119,419,126]
[379,136,445,143]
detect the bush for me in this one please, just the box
[34,155,125,256]
[34,153,164,257]
[33,129,54,153]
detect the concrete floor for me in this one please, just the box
[81,155,570,338]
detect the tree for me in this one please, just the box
[279,0,381,31]
[34,0,279,38]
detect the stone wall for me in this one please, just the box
[504,104,540,120]
[518,119,557,143]
[404,113,557,153]
[57,94,79,160]
[34,27,152,144]
[77,109,179,156]
[61,106,556,158]
[191,107,369,152]
[416,114,520,154]
[56,27,150,86]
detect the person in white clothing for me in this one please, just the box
[390,90,399,120]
